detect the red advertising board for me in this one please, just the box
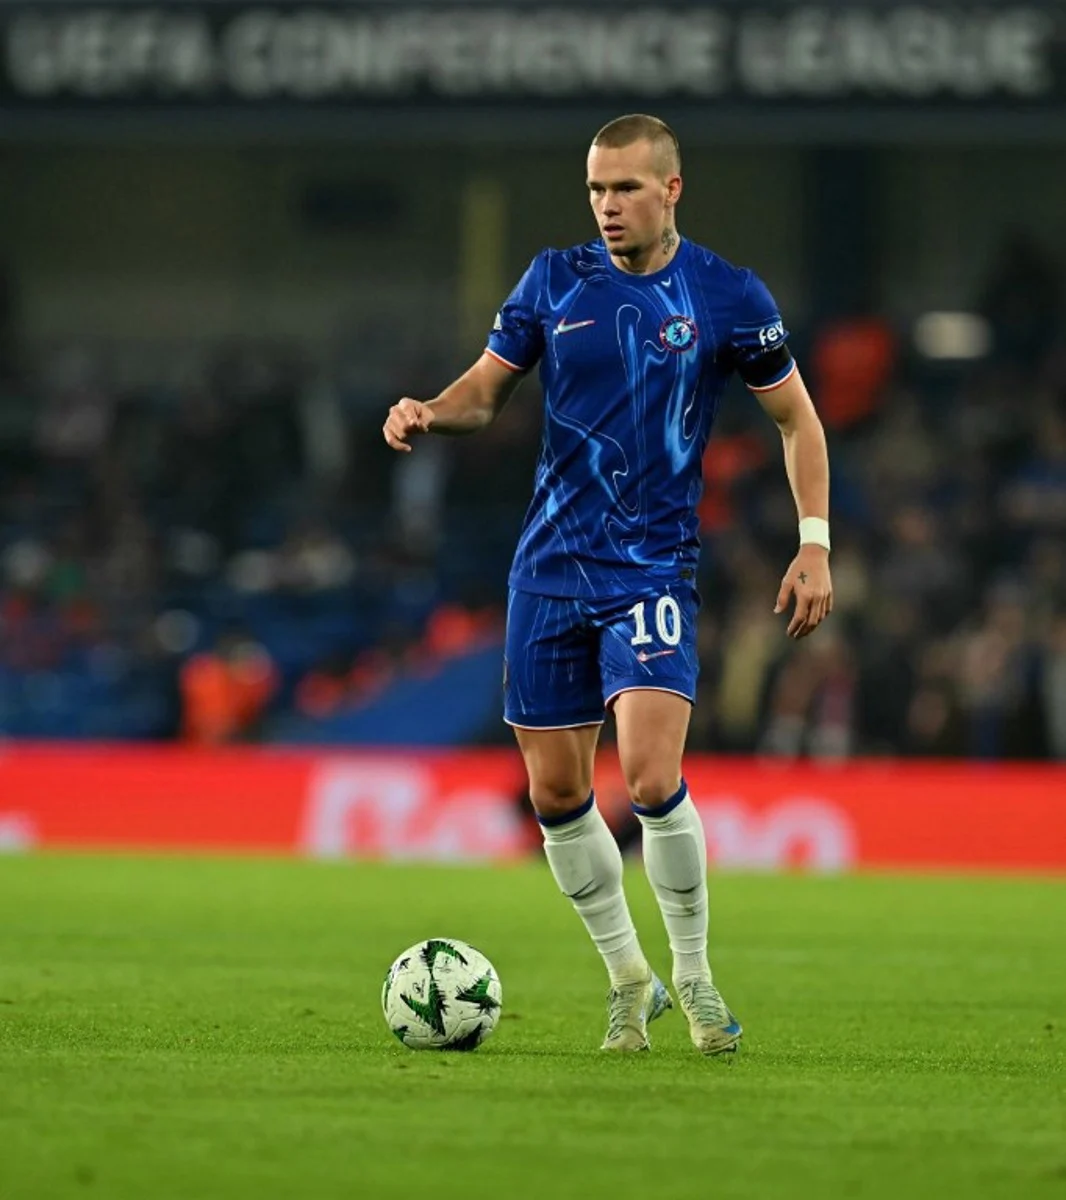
[0,745,1062,872]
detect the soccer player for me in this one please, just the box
[383,114,833,1055]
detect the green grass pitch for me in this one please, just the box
[1,854,1064,1200]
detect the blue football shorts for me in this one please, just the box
[503,581,701,729]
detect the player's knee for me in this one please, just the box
[625,768,682,811]
[528,779,590,821]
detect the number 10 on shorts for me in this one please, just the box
[628,596,682,646]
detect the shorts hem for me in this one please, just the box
[504,715,605,731]
[603,684,695,710]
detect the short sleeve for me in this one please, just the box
[728,269,796,391]
[486,252,548,373]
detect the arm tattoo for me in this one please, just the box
[798,571,808,584]
[661,227,677,256]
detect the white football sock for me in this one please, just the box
[636,784,711,987]
[540,795,649,987]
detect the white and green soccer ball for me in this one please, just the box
[382,938,502,1051]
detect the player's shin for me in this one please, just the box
[634,782,711,987]
[538,794,650,987]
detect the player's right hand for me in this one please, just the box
[383,398,435,453]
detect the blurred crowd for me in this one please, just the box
[0,335,509,741]
[689,235,1066,761]
[0,236,1064,758]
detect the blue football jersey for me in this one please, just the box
[487,237,794,599]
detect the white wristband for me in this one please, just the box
[799,517,831,551]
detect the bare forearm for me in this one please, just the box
[756,368,834,637]
[780,412,830,520]
[425,369,498,435]
[384,353,521,453]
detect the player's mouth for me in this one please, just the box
[603,224,625,239]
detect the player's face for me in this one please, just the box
[586,140,681,261]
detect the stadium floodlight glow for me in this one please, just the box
[913,312,992,360]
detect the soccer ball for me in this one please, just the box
[382,938,502,1051]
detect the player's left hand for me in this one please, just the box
[774,545,833,639]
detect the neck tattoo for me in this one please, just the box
[661,227,678,258]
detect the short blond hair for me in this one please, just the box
[591,114,681,177]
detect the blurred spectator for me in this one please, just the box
[903,682,966,757]
[393,435,449,553]
[810,316,896,433]
[875,505,969,633]
[34,349,114,465]
[757,633,858,761]
[699,433,768,534]
[856,602,922,754]
[714,600,780,752]
[1000,404,1066,538]
[955,585,1046,759]
[179,631,278,745]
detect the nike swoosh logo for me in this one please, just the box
[636,649,677,663]
[555,318,596,335]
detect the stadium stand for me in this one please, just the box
[0,241,1063,758]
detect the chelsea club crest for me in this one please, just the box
[659,315,698,353]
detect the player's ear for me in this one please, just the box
[665,174,683,209]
